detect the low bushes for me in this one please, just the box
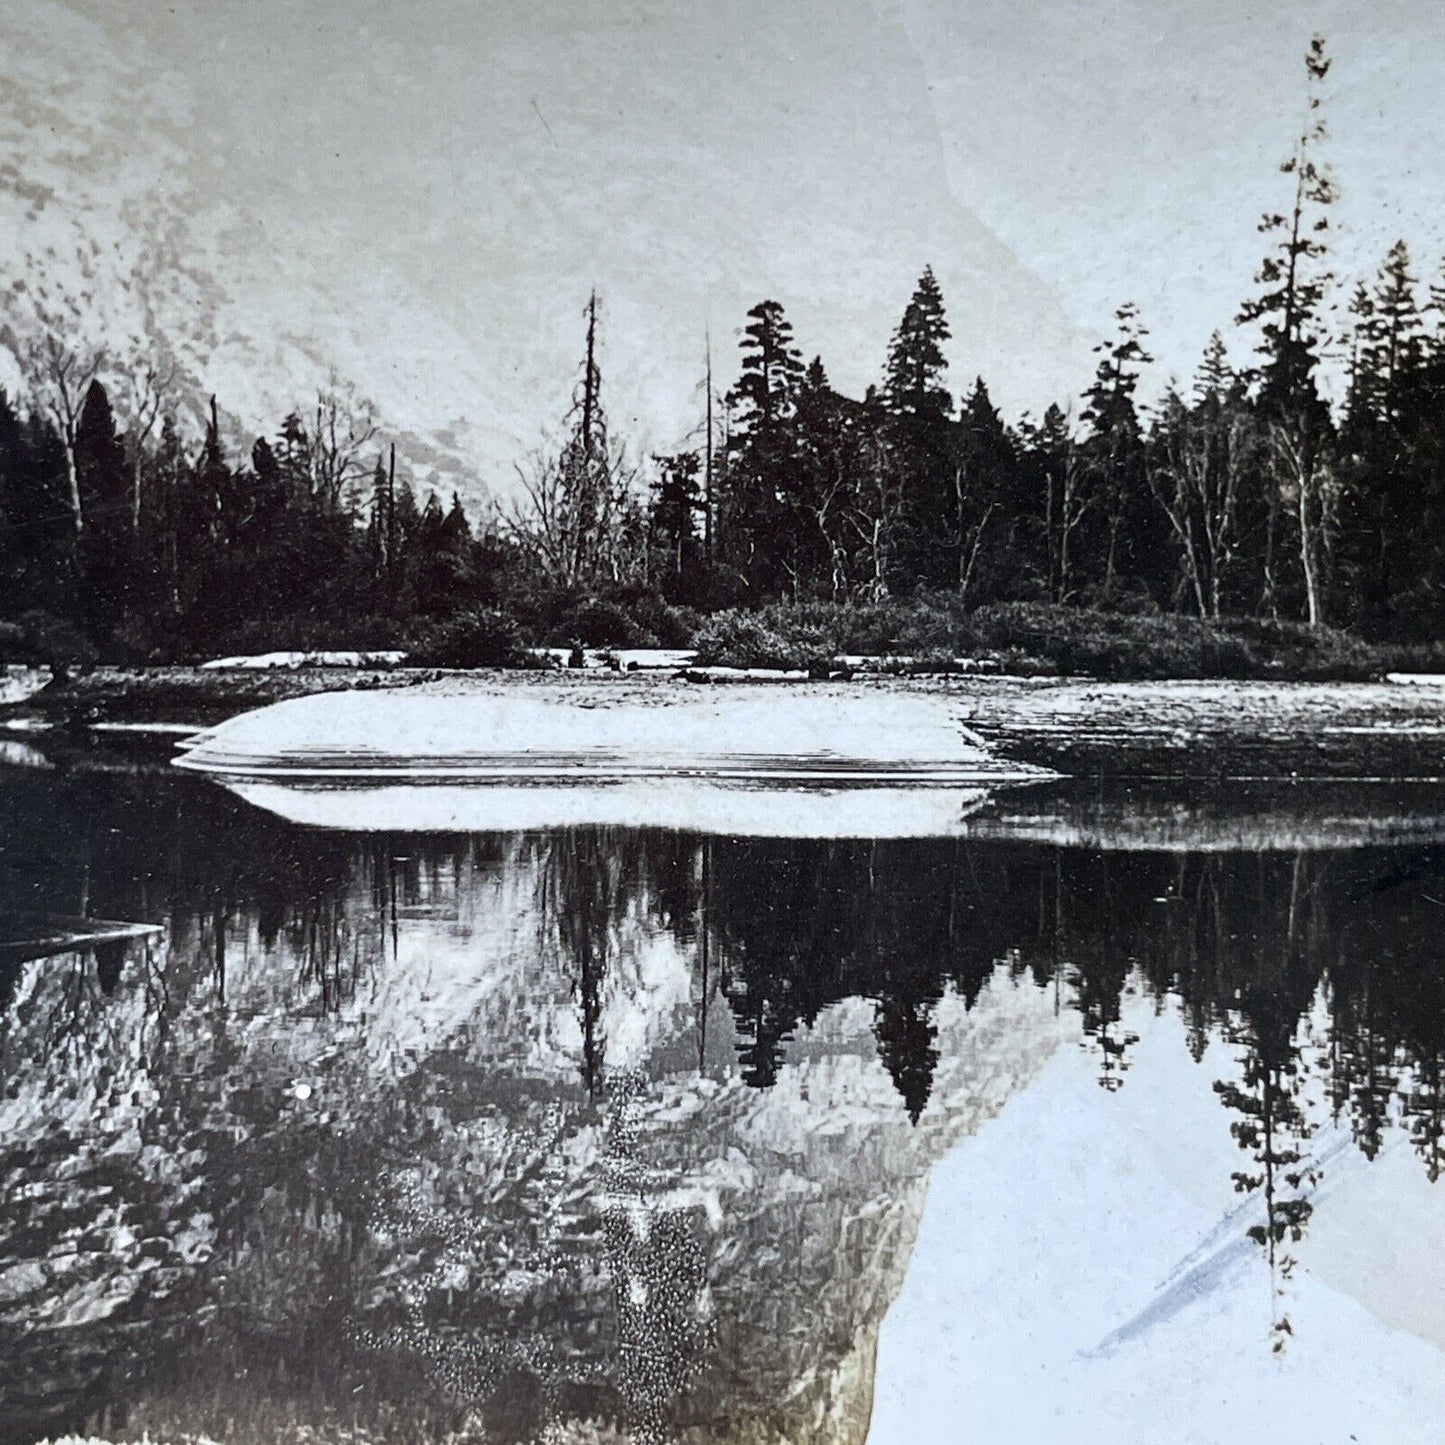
[504,582,700,649]
[968,603,1380,681]
[692,609,831,671]
[0,611,97,675]
[690,598,1393,681]
[407,608,532,669]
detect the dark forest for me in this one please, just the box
[4,39,1444,675]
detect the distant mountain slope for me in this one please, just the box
[2,0,1097,515]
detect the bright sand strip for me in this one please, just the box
[174,689,1052,837]
[175,689,1041,782]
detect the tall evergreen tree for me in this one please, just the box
[367,453,395,580]
[720,300,804,592]
[883,268,955,587]
[1237,35,1337,415]
[1367,240,1423,420]
[1081,303,1154,600]
[1237,36,1340,624]
[648,450,702,590]
[1338,241,1436,635]
[883,266,951,422]
[73,380,132,637]
[951,376,1015,601]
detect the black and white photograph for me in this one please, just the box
[4,3,1445,1441]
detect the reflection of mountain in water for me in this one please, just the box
[3,761,1445,1442]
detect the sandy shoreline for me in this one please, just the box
[7,666,1445,781]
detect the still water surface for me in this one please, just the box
[4,741,1445,1443]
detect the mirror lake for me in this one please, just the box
[5,736,1445,1444]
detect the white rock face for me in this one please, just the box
[870,1002,1445,1445]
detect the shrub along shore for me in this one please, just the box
[8,596,1445,700]
[7,595,1445,735]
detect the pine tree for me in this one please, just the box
[74,380,132,636]
[1339,242,1429,634]
[1237,35,1337,415]
[0,391,35,613]
[1370,240,1423,419]
[1237,37,1340,626]
[1194,331,1235,405]
[951,377,1014,600]
[1427,258,1445,362]
[1343,281,1380,430]
[883,266,951,422]
[881,268,955,585]
[444,490,471,544]
[648,450,702,588]
[732,300,805,437]
[721,300,805,591]
[74,382,128,535]
[1081,303,1153,599]
[151,413,186,614]
[368,454,394,579]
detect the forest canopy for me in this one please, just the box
[3,37,1444,671]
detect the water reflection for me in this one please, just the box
[2,757,1445,1442]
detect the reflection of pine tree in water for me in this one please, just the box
[1213,1049,1319,1351]
[1208,855,1328,1352]
[1062,866,1138,1092]
[709,840,849,1088]
[1408,1054,1445,1183]
[25,763,1445,1432]
[709,838,1001,1104]
[532,828,710,1099]
[1015,852,1141,1089]
[1329,868,1445,1182]
[539,830,618,1098]
[873,991,939,1124]
[1330,954,1399,1161]
[1388,922,1445,1183]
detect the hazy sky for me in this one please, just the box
[6,0,1444,493]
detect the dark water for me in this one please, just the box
[4,741,1445,1443]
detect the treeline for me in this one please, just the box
[0,367,513,663]
[4,37,1444,665]
[517,39,1445,647]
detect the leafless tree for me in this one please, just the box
[1270,415,1339,627]
[846,435,906,601]
[25,334,103,534]
[309,386,378,509]
[949,461,998,606]
[508,431,643,587]
[508,292,648,587]
[124,355,177,529]
[1148,395,1255,619]
[1038,422,1093,604]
